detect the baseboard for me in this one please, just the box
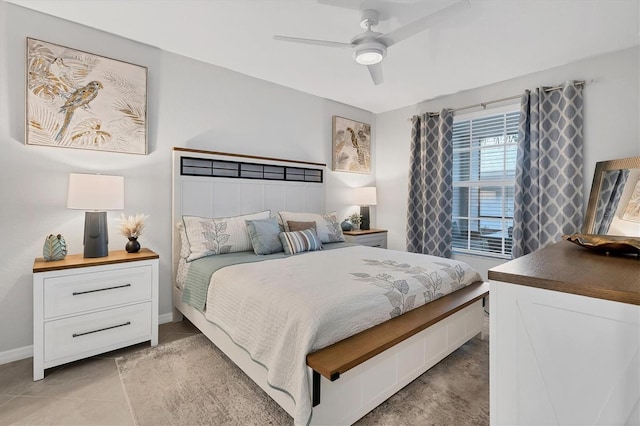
[1,313,176,366]
[0,344,33,365]
[158,312,174,324]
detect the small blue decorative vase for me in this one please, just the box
[341,220,353,231]
[43,234,67,261]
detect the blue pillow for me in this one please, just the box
[246,218,284,255]
[279,228,323,255]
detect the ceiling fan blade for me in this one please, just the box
[376,0,470,47]
[367,62,384,85]
[273,35,354,49]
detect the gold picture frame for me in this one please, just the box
[26,38,148,154]
[332,116,371,174]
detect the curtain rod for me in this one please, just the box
[409,80,587,120]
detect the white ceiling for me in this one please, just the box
[7,0,640,113]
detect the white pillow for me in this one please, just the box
[278,211,345,243]
[182,210,270,261]
[176,222,191,259]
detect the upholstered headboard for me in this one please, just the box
[171,147,327,279]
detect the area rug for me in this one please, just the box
[116,319,489,425]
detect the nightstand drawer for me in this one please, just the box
[44,302,151,362]
[44,265,152,318]
[344,231,388,248]
[354,234,386,247]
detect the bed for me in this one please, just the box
[172,147,489,425]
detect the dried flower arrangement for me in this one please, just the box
[349,212,362,225]
[119,213,148,238]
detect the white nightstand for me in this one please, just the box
[343,229,388,248]
[32,249,159,381]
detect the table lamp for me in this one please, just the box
[354,186,377,231]
[67,173,124,258]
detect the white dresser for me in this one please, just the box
[32,249,159,380]
[343,229,388,248]
[489,241,639,426]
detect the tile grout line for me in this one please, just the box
[0,393,131,403]
[0,395,18,409]
[15,358,47,396]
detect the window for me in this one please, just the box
[452,107,518,258]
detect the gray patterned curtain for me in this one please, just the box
[406,110,453,257]
[512,82,584,258]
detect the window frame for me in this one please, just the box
[451,104,519,259]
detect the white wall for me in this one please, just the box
[0,1,374,358]
[376,47,640,277]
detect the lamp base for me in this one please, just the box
[83,211,109,258]
[360,206,371,231]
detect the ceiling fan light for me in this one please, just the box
[355,50,383,65]
[354,42,387,65]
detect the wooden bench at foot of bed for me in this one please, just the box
[306,281,489,406]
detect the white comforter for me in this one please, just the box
[204,245,482,425]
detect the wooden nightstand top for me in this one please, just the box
[33,248,159,273]
[343,229,388,236]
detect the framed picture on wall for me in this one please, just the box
[26,38,148,154]
[332,116,371,174]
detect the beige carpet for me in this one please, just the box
[116,317,489,425]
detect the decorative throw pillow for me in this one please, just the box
[176,222,191,259]
[287,220,317,233]
[279,228,323,255]
[271,214,285,232]
[278,211,345,243]
[246,217,284,255]
[182,210,270,261]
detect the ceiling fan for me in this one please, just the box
[273,0,470,86]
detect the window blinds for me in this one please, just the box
[452,111,519,257]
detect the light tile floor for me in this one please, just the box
[0,320,200,425]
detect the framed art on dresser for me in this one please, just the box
[25,38,148,154]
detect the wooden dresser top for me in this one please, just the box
[33,248,159,273]
[488,241,640,305]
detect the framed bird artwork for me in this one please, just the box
[332,116,371,174]
[26,38,148,154]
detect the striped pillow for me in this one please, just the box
[279,229,323,255]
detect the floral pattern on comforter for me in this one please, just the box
[352,258,471,318]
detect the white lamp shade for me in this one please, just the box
[67,173,124,211]
[354,186,377,206]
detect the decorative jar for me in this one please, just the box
[125,237,141,253]
[43,234,67,261]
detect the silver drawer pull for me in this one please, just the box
[72,283,131,296]
[72,321,131,338]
